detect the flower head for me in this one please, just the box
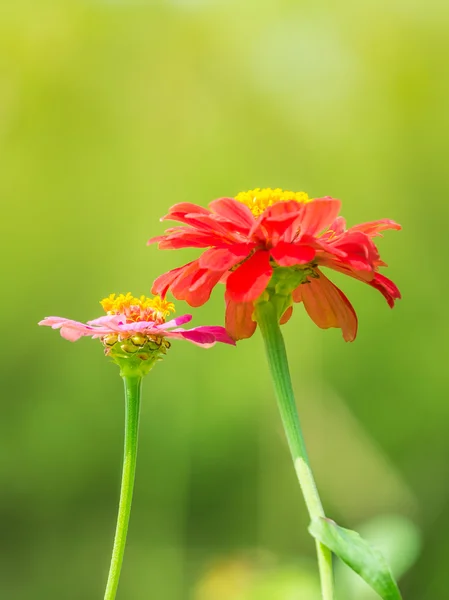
[148,188,401,342]
[39,293,235,376]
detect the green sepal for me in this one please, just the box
[106,339,168,378]
[257,265,311,321]
[309,517,402,600]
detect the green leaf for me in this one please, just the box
[309,517,402,600]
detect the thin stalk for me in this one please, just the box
[255,302,334,600]
[104,376,142,600]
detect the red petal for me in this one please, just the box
[327,216,347,236]
[331,231,380,270]
[209,197,255,231]
[270,242,316,267]
[299,197,341,237]
[226,250,273,303]
[162,202,211,223]
[318,262,401,308]
[152,263,194,297]
[368,273,401,307]
[170,262,222,307]
[148,230,229,249]
[279,305,293,325]
[162,202,240,242]
[199,244,255,271]
[351,219,402,237]
[250,201,303,244]
[152,260,220,307]
[225,292,257,340]
[294,270,358,342]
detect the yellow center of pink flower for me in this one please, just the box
[235,187,312,217]
[100,293,175,324]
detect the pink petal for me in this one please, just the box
[39,317,105,342]
[87,315,124,326]
[166,326,235,347]
[298,197,341,237]
[226,250,273,303]
[157,314,193,329]
[293,271,358,342]
[270,242,316,267]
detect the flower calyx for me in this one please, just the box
[256,265,314,320]
[103,332,171,377]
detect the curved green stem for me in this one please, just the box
[255,301,334,600]
[104,376,142,600]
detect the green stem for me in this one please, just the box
[104,376,142,600]
[255,301,334,600]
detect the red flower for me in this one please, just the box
[148,188,401,341]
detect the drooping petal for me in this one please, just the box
[166,326,235,347]
[319,262,401,307]
[367,272,402,307]
[153,259,223,306]
[226,250,273,303]
[152,260,223,307]
[270,242,316,267]
[298,197,342,237]
[152,263,195,297]
[188,269,225,304]
[279,305,294,325]
[293,271,358,342]
[225,291,257,340]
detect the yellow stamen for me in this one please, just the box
[235,187,312,217]
[100,293,175,323]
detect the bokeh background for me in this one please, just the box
[1,0,448,598]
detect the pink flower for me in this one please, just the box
[39,313,233,348]
[39,293,234,375]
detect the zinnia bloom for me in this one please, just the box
[40,293,234,375]
[148,188,401,342]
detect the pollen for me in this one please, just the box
[100,293,175,323]
[235,187,312,217]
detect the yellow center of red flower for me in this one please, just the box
[100,293,175,324]
[235,187,312,217]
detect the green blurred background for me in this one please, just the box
[1,0,447,598]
